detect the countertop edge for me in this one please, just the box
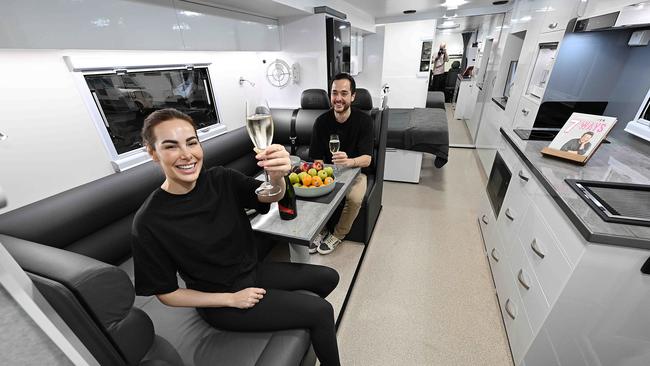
[500,127,650,251]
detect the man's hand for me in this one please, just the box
[332,151,355,168]
[230,287,266,309]
[256,144,291,180]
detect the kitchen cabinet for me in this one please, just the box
[476,100,504,172]
[481,137,650,365]
[540,0,580,34]
[453,79,477,121]
[479,137,584,364]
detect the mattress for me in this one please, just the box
[387,108,449,168]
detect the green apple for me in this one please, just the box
[308,168,318,176]
[289,172,300,185]
[323,166,334,177]
[318,170,328,181]
[293,182,302,188]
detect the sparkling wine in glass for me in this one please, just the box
[246,100,281,197]
[329,134,340,174]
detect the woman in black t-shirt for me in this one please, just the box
[131,108,341,366]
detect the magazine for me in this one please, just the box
[542,112,617,164]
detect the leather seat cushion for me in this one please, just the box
[119,259,312,366]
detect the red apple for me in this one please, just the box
[300,162,311,172]
[313,161,324,171]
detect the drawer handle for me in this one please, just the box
[530,239,546,259]
[505,208,515,221]
[490,248,500,262]
[521,109,529,116]
[549,22,558,29]
[482,215,489,225]
[518,170,529,182]
[517,269,531,290]
[505,299,517,320]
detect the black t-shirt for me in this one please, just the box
[131,167,270,296]
[309,108,374,164]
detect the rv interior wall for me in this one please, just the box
[433,32,465,58]
[265,13,328,108]
[0,44,325,215]
[381,19,437,108]
[542,28,650,154]
[543,31,631,103]
[354,26,386,107]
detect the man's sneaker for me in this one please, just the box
[310,230,327,254]
[317,233,342,255]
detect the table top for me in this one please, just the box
[250,167,361,246]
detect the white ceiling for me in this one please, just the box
[187,0,512,23]
[345,0,506,19]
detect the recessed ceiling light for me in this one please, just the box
[403,9,416,14]
[493,0,509,4]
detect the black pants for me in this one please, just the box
[197,262,341,366]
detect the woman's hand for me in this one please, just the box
[332,151,354,168]
[256,144,291,180]
[230,287,266,309]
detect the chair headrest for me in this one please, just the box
[451,61,461,69]
[352,88,373,110]
[301,89,330,109]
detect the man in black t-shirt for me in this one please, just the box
[309,73,373,255]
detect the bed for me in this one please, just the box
[386,92,449,168]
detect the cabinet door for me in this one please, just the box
[513,95,540,129]
[541,0,579,33]
[476,101,503,173]
[543,244,650,366]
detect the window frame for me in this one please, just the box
[70,62,227,172]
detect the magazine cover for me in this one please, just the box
[543,112,617,163]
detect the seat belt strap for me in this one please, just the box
[289,108,299,156]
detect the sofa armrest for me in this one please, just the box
[0,234,159,366]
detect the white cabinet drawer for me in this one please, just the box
[499,272,534,365]
[509,229,550,333]
[497,182,531,262]
[513,95,539,130]
[479,201,499,252]
[518,205,572,305]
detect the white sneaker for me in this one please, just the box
[317,233,341,255]
[310,229,327,254]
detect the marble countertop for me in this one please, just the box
[500,128,650,250]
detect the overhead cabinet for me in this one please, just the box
[0,0,280,51]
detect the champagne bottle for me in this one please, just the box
[278,176,297,220]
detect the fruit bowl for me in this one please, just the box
[290,161,336,198]
[294,181,336,198]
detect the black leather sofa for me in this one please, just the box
[0,127,316,366]
[271,88,388,244]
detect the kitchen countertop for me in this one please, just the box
[500,127,650,250]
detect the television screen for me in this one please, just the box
[533,101,609,129]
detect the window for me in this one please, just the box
[72,63,226,171]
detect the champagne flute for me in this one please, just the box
[329,134,340,175]
[246,99,281,197]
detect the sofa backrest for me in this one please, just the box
[351,88,381,173]
[0,126,256,265]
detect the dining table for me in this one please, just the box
[250,167,361,246]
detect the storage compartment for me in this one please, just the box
[518,205,572,305]
[384,148,423,183]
